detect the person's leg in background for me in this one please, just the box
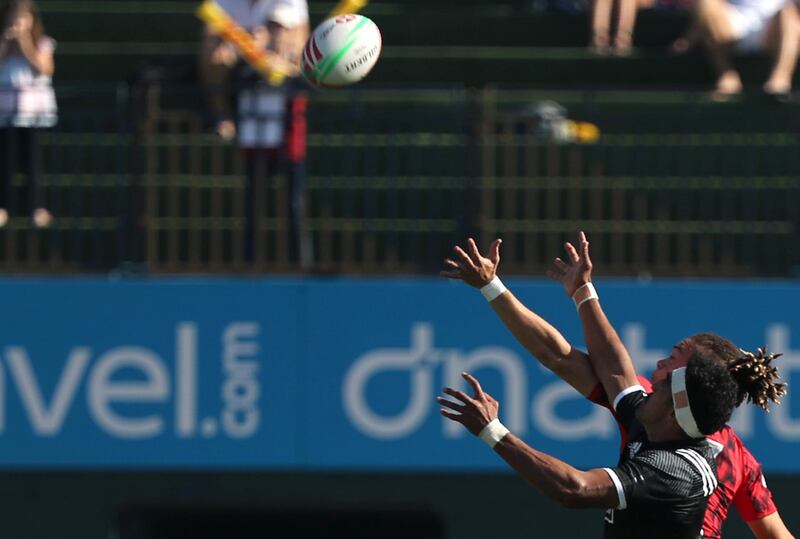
[243,149,269,265]
[695,0,742,95]
[22,128,52,228]
[763,2,800,95]
[285,91,311,268]
[590,0,614,53]
[613,0,640,55]
[285,156,307,266]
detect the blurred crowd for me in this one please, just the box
[526,0,800,97]
[197,0,312,266]
[0,0,798,270]
[1,0,315,266]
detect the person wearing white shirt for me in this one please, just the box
[672,0,800,96]
[199,0,311,266]
[0,0,55,228]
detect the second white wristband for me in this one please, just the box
[478,418,510,448]
[480,276,507,302]
[572,282,598,311]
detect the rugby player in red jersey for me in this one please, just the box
[588,363,790,538]
[552,232,793,539]
[442,234,794,539]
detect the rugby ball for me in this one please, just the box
[302,14,382,88]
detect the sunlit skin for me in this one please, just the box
[637,339,710,433]
[635,371,675,426]
[650,338,696,385]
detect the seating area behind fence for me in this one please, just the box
[2,82,799,276]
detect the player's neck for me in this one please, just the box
[643,420,687,443]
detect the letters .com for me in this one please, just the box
[0,322,260,440]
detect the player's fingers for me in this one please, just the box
[436,396,466,413]
[489,238,502,265]
[453,245,478,269]
[442,387,475,405]
[439,270,462,280]
[579,231,592,266]
[444,258,460,268]
[553,258,569,272]
[439,409,462,422]
[546,269,563,282]
[564,242,580,263]
[462,372,485,398]
[466,238,484,264]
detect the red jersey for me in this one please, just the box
[588,376,777,538]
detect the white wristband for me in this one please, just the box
[478,418,510,448]
[480,276,507,302]
[572,282,598,311]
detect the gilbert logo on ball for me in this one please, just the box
[303,14,382,88]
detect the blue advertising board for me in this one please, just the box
[0,278,797,471]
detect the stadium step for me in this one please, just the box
[38,0,794,88]
[52,44,783,88]
[39,2,687,47]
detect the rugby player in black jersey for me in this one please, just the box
[439,238,740,539]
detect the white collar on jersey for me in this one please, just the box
[671,367,704,439]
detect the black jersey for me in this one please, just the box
[602,389,718,539]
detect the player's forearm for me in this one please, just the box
[494,432,601,508]
[491,291,573,368]
[491,290,597,395]
[577,298,639,399]
[747,512,796,539]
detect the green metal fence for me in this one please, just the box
[1,83,798,275]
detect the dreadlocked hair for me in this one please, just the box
[728,347,787,411]
[691,333,787,412]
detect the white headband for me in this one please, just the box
[671,367,704,439]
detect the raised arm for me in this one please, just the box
[438,372,618,508]
[735,444,796,539]
[548,232,640,407]
[748,513,795,539]
[442,238,598,397]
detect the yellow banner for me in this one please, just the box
[328,0,369,17]
[197,0,370,86]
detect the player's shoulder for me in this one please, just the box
[708,424,740,446]
[615,385,649,412]
[675,445,719,497]
[708,425,746,459]
[636,443,714,468]
[634,443,717,495]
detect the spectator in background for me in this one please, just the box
[672,0,800,97]
[590,0,653,55]
[0,0,55,229]
[199,0,311,267]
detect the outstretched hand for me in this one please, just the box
[437,372,499,436]
[547,231,594,297]
[440,238,502,289]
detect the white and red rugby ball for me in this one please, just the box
[302,14,382,88]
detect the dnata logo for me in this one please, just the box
[343,322,615,441]
[0,322,261,440]
[343,323,800,442]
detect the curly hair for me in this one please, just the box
[691,333,787,412]
[684,352,738,435]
